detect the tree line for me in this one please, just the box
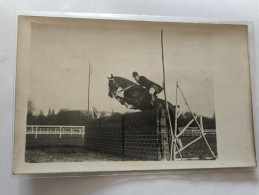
[177,111,216,129]
[27,108,88,125]
[27,100,216,129]
[26,100,112,125]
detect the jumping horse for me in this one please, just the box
[107,74,182,148]
[107,74,177,122]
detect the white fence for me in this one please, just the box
[26,125,85,139]
[179,127,216,137]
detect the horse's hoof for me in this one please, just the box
[127,105,133,109]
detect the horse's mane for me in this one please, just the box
[114,76,137,88]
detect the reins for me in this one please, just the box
[115,84,136,95]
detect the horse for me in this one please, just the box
[107,74,177,121]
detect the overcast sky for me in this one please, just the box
[29,19,215,117]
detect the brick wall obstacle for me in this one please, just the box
[85,109,170,160]
[84,115,124,154]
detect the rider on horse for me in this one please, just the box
[132,72,163,106]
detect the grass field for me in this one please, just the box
[25,135,217,163]
[26,134,85,147]
[177,136,217,159]
[25,147,134,163]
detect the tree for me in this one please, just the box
[37,109,45,125]
[27,112,34,125]
[48,108,52,116]
[47,108,55,125]
[27,100,35,125]
[27,100,35,114]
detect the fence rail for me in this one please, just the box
[26,125,85,139]
[179,127,216,137]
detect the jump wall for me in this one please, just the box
[85,109,170,160]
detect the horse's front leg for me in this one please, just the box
[115,95,136,109]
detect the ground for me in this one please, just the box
[25,135,217,163]
[25,147,134,163]
[177,136,217,159]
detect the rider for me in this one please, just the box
[132,72,163,106]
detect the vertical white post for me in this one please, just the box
[60,126,61,138]
[200,116,204,135]
[35,126,38,139]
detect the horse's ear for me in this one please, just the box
[107,76,110,79]
[111,73,114,78]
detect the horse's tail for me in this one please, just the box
[156,99,175,116]
[163,101,177,131]
[165,100,174,113]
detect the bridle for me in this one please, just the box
[108,78,135,96]
[108,77,139,108]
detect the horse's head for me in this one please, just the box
[107,74,120,98]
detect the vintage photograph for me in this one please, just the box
[13,15,256,174]
[25,18,217,163]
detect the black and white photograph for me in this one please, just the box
[13,15,256,174]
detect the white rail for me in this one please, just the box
[179,127,216,137]
[26,125,85,139]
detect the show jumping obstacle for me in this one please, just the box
[168,82,216,160]
[160,30,216,161]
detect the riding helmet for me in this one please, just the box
[132,71,138,77]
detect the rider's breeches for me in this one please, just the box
[149,87,156,94]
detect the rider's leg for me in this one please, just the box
[149,87,156,105]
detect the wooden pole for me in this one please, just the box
[88,61,91,118]
[173,82,178,160]
[161,30,176,161]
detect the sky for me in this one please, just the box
[29,19,215,117]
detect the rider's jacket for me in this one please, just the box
[137,76,163,94]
